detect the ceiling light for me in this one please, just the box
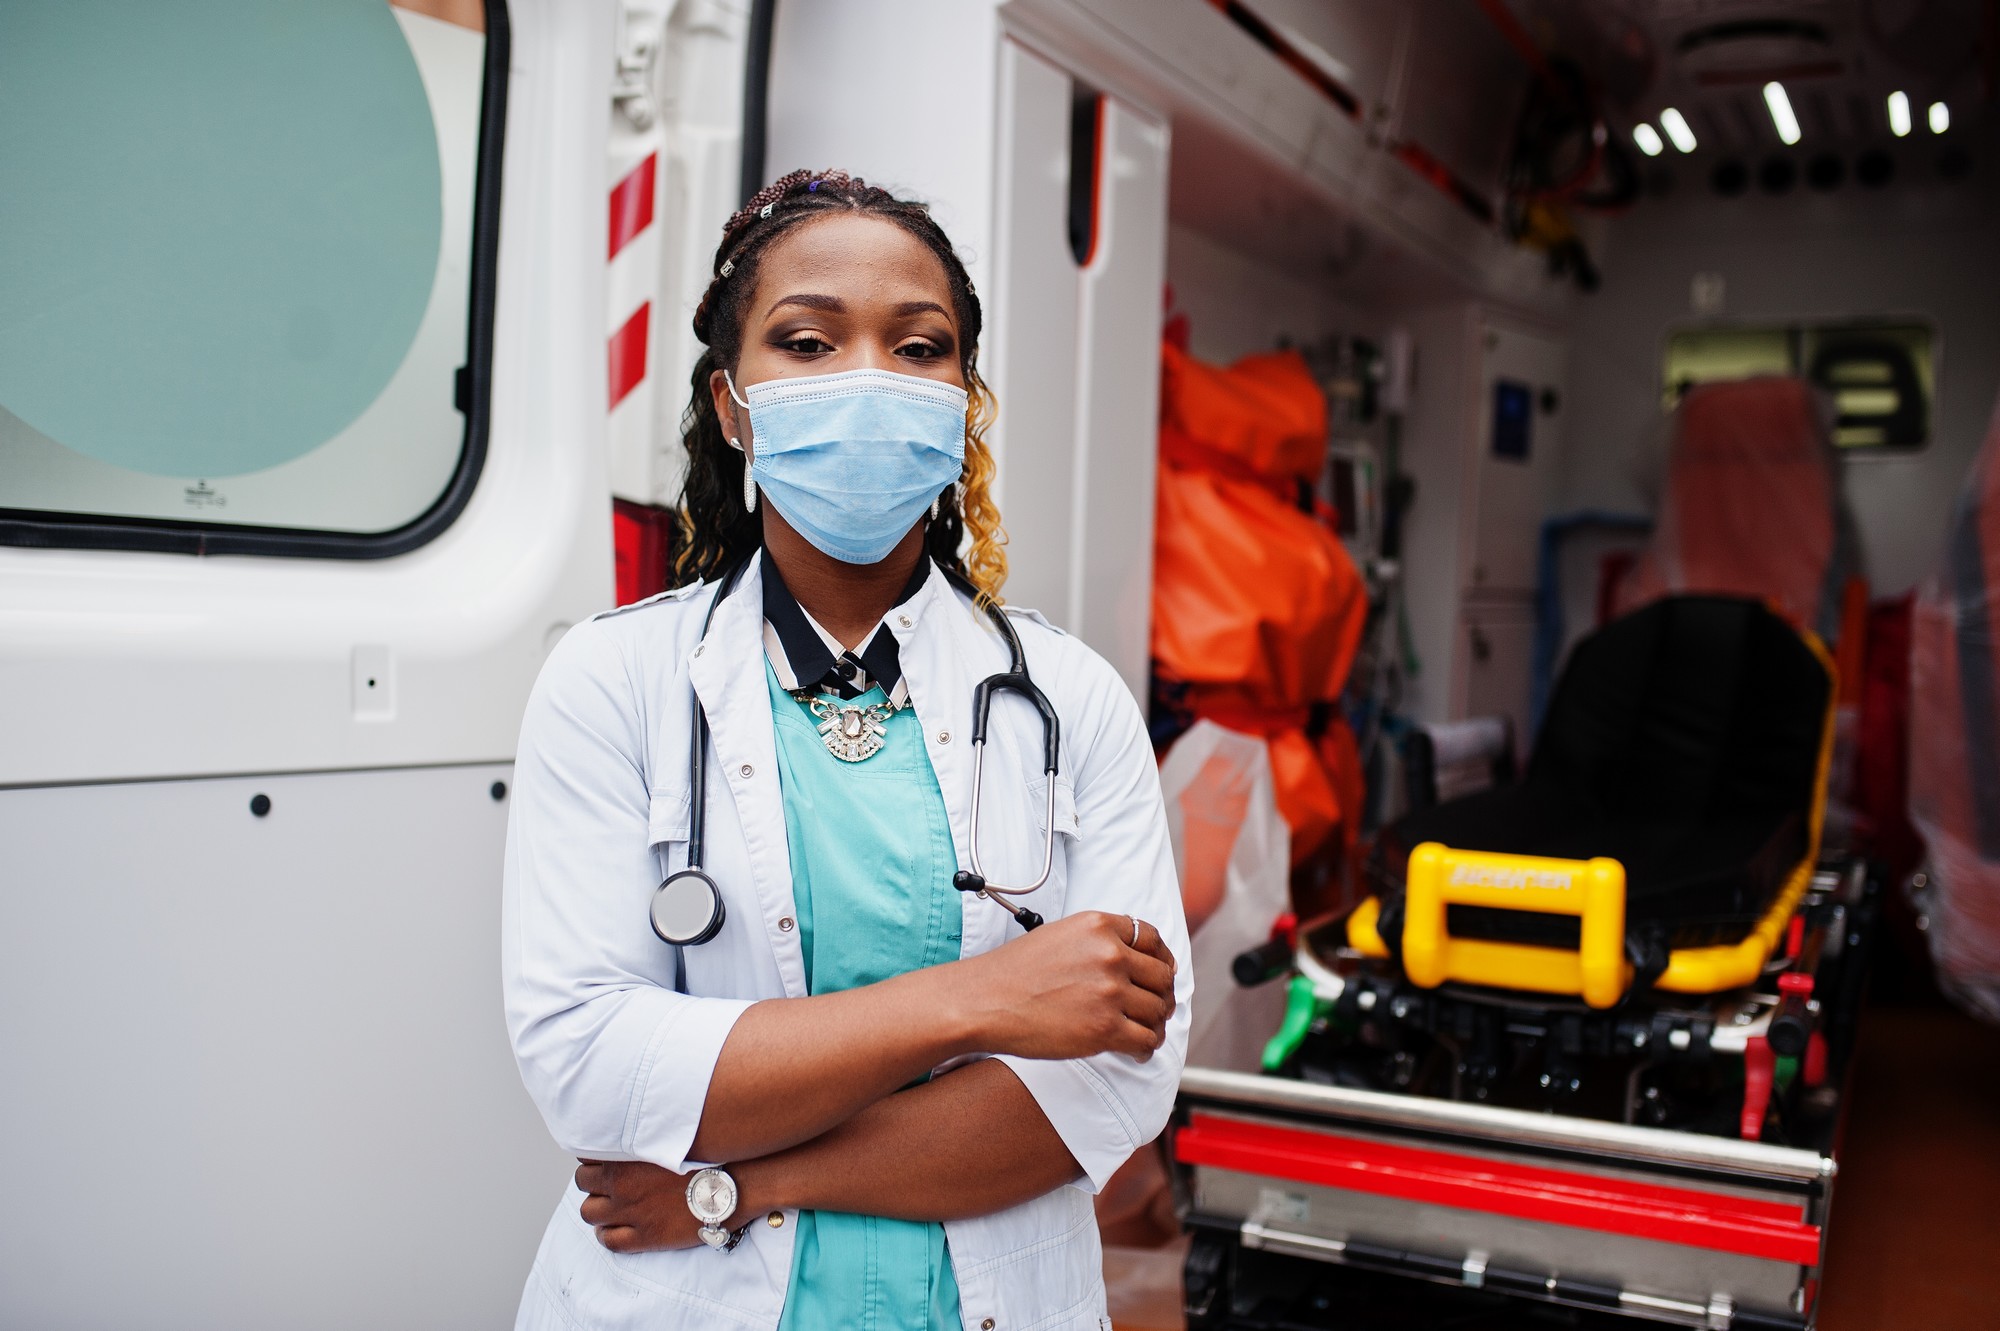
[1633,124,1665,156]
[1888,91,1911,138]
[1929,101,1950,134]
[1659,107,1697,153]
[1763,82,1801,146]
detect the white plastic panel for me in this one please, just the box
[1395,304,1477,726]
[987,39,1084,622]
[1456,601,1537,756]
[1070,96,1169,699]
[986,39,1169,697]
[1467,315,1567,597]
[764,0,1002,300]
[0,764,571,1329]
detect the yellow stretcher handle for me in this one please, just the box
[1400,843,1632,1009]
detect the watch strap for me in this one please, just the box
[699,1220,752,1251]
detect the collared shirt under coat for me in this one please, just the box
[502,551,1192,1331]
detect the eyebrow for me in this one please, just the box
[763,294,954,321]
[766,293,844,317]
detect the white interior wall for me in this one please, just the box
[1561,161,2000,597]
[1165,222,1384,364]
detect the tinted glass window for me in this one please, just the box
[0,1,494,540]
[1663,321,1934,452]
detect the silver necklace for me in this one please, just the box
[803,693,903,763]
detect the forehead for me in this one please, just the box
[753,212,955,314]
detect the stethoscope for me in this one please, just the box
[649,557,1062,962]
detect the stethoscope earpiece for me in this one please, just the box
[952,869,1044,932]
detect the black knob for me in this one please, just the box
[1232,937,1294,987]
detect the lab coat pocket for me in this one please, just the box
[1026,773,1081,913]
[647,786,691,873]
[1035,773,1082,841]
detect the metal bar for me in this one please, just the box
[1241,1219,1348,1261]
[1179,1067,1832,1182]
[1179,1115,1822,1264]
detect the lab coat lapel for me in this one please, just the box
[686,553,808,998]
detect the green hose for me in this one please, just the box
[1261,974,1328,1072]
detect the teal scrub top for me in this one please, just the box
[768,664,964,1331]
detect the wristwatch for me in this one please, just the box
[686,1167,748,1251]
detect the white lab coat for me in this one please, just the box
[503,552,1192,1331]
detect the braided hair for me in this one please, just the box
[672,169,1008,601]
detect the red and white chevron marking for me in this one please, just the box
[607,150,658,414]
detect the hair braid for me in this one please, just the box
[673,169,1008,602]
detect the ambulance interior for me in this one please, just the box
[3,1,1999,1328]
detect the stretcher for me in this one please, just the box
[1171,596,1878,1329]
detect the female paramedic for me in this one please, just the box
[502,168,1192,1331]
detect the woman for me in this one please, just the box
[503,169,1190,1331]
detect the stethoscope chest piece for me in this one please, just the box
[651,867,726,947]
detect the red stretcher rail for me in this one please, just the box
[1175,1114,1823,1266]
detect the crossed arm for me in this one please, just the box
[578,912,1177,1251]
[580,1058,1070,1250]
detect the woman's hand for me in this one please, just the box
[955,911,1177,1062]
[575,1160,704,1253]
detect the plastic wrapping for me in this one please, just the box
[1617,376,1839,632]
[1159,720,1293,1072]
[1152,341,1368,862]
[1910,396,2000,1022]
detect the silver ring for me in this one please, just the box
[1130,916,1141,948]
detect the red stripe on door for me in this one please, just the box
[608,153,658,260]
[608,302,651,408]
[1174,1114,1821,1266]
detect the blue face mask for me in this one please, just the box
[730,367,967,565]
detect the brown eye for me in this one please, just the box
[780,335,833,355]
[896,340,945,360]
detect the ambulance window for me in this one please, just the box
[0,1,505,557]
[1661,320,1934,453]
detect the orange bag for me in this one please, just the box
[1152,341,1368,863]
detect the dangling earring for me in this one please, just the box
[731,439,756,513]
[929,493,940,522]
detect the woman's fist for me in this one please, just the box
[955,911,1177,1062]
[574,1159,703,1253]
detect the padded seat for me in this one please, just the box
[1371,596,1831,965]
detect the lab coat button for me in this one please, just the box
[898,614,913,628]
[980,1320,995,1330]
[739,764,754,778]
[779,916,795,932]
[936,731,950,744]
[767,1211,784,1228]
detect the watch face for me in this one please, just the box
[687,1168,737,1223]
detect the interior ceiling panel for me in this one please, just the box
[1526,0,1994,149]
